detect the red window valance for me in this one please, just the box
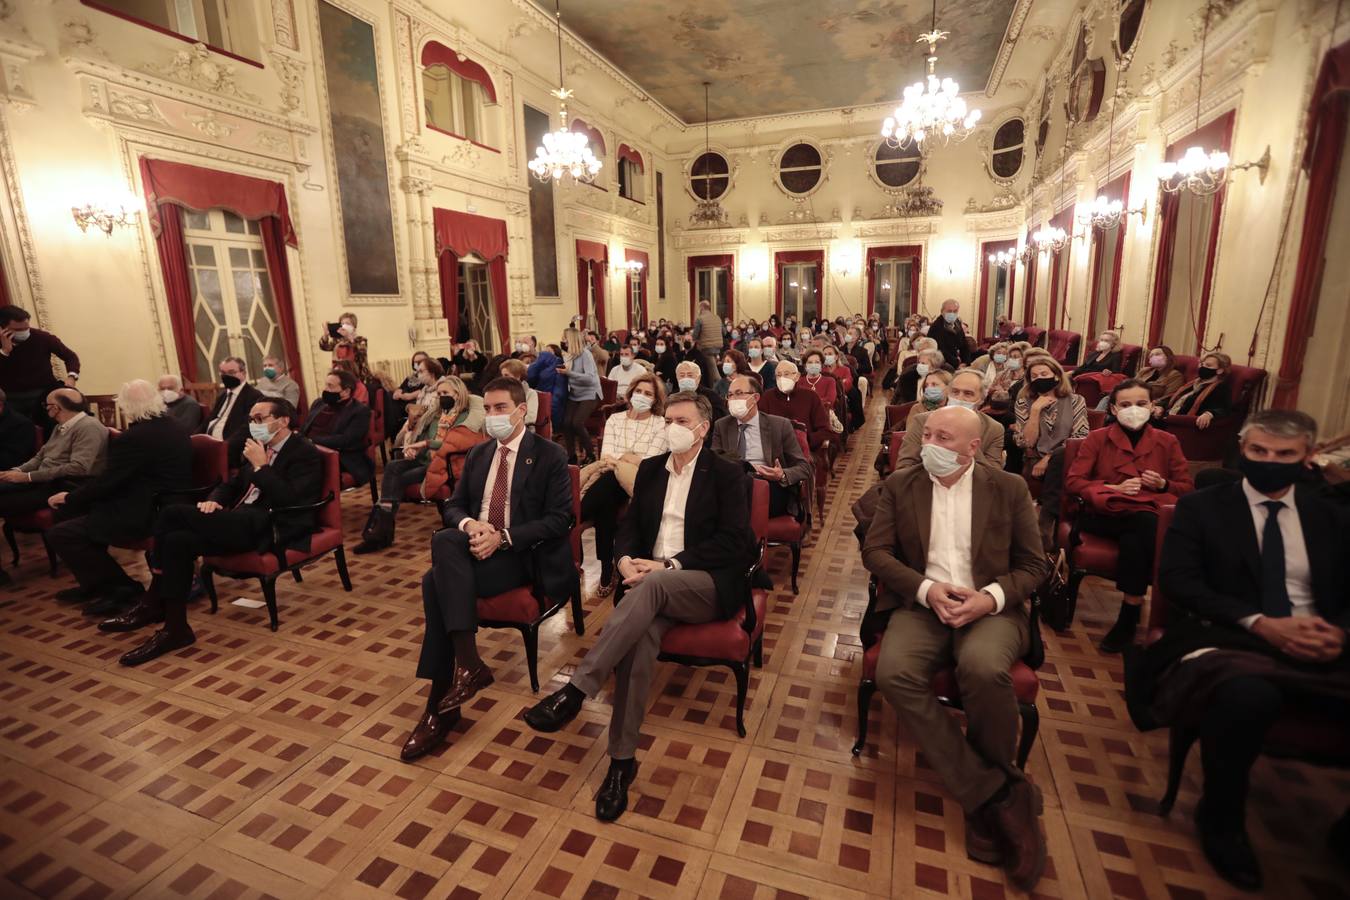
[433,207,508,261]
[617,143,644,172]
[420,40,497,103]
[624,248,649,268]
[139,157,297,246]
[570,119,606,156]
[576,239,608,264]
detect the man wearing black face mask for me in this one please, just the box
[300,369,373,486]
[201,356,262,467]
[1128,410,1350,891]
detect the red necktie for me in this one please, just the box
[487,445,511,529]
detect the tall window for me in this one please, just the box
[1157,192,1218,352]
[777,143,823,194]
[619,157,644,202]
[457,259,497,353]
[874,142,921,188]
[690,151,730,200]
[780,263,819,322]
[991,119,1025,179]
[980,239,1016,337]
[872,257,914,328]
[628,270,646,331]
[423,64,486,143]
[84,0,260,60]
[695,266,730,318]
[183,208,282,376]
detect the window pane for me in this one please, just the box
[228,246,250,269]
[192,244,217,266]
[460,77,479,141]
[876,141,921,187]
[714,269,729,318]
[992,146,1024,178]
[223,210,245,233]
[781,143,821,169]
[780,168,820,194]
[993,119,1025,152]
[691,152,729,177]
[184,209,210,231]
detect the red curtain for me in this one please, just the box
[617,143,644,171]
[1047,205,1075,330]
[439,250,460,341]
[433,208,509,349]
[774,249,824,318]
[1274,39,1350,407]
[625,248,649,331]
[152,203,198,381]
[863,245,921,320]
[259,218,307,410]
[420,40,497,102]
[686,254,734,320]
[570,119,606,156]
[576,240,608,334]
[140,158,296,246]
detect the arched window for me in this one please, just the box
[873,141,921,189]
[777,142,823,195]
[991,118,1025,179]
[690,151,730,200]
[421,42,497,147]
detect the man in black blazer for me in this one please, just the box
[524,390,755,823]
[101,397,323,666]
[301,369,372,485]
[0,388,34,470]
[47,380,192,614]
[710,374,811,517]
[932,299,973,367]
[1134,410,1350,890]
[400,377,574,762]
[201,356,262,466]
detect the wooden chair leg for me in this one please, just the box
[730,661,749,738]
[292,568,303,583]
[4,522,18,566]
[1159,725,1198,816]
[203,565,219,613]
[523,626,540,693]
[368,478,378,506]
[852,679,877,756]
[569,587,586,636]
[790,541,801,593]
[262,577,280,631]
[41,534,58,577]
[753,636,763,668]
[334,545,353,591]
[1065,570,1085,630]
[1016,701,1040,769]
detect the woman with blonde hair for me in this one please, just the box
[906,369,954,430]
[559,325,602,463]
[1014,353,1090,548]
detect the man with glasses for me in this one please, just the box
[102,398,323,666]
[711,375,811,517]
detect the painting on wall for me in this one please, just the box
[524,104,560,297]
[317,1,399,296]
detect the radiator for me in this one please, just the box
[372,357,414,385]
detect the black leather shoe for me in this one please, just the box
[523,686,584,732]
[399,708,462,761]
[964,811,1002,864]
[99,599,164,633]
[595,761,638,822]
[119,627,195,666]
[83,586,144,617]
[1196,801,1262,891]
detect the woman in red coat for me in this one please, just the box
[1063,379,1194,653]
[798,347,839,410]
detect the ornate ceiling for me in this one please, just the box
[546,0,1020,123]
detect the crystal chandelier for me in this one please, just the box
[880,0,981,150]
[1080,87,1147,230]
[1032,226,1068,255]
[987,248,1017,270]
[689,82,729,228]
[528,0,601,185]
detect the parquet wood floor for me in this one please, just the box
[1,396,1348,899]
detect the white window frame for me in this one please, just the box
[780,262,819,323]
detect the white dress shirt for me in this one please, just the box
[915,463,1009,614]
[459,428,526,531]
[1239,481,1314,627]
[650,452,697,562]
[208,387,241,439]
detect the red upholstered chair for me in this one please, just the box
[1086,408,1107,430]
[852,575,1044,766]
[585,377,619,445]
[1144,506,1350,816]
[1170,354,1201,382]
[877,402,916,477]
[1,427,59,574]
[649,478,770,738]
[474,465,586,692]
[202,446,351,631]
[613,329,629,345]
[1160,365,1267,462]
[1118,344,1142,376]
[340,431,379,505]
[1021,325,1046,348]
[533,389,553,440]
[1050,438,1120,630]
[766,428,812,593]
[1047,330,1082,367]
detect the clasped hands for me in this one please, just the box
[463,519,506,559]
[1109,470,1167,495]
[618,556,665,587]
[926,581,996,629]
[1254,615,1345,663]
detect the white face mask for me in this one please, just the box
[629,393,653,413]
[159,389,179,404]
[920,442,965,478]
[1096,341,1111,352]
[666,422,699,454]
[728,398,750,418]
[1115,405,1152,430]
[339,323,355,337]
[620,356,633,369]
[485,412,517,441]
[915,363,930,377]
[776,377,795,394]
[946,397,977,410]
[677,377,697,392]
[655,344,666,354]
[823,356,836,366]
[10,329,31,342]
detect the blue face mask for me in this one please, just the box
[943,312,958,324]
[805,363,822,375]
[677,377,697,392]
[248,422,273,443]
[748,347,762,359]
[485,413,516,441]
[992,354,1007,364]
[923,386,945,403]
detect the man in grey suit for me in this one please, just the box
[898,369,1005,470]
[710,374,811,517]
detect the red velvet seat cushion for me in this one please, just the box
[477,586,542,623]
[7,508,53,530]
[1069,532,1120,575]
[660,589,767,660]
[341,473,358,489]
[206,527,342,574]
[765,515,805,543]
[862,643,1039,703]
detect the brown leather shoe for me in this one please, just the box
[987,779,1046,890]
[435,663,493,716]
[119,627,195,667]
[399,707,462,761]
[965,812,1002,865]
[99,599,165,633]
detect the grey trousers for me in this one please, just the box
[571,568,720,758]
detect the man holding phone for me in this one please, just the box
[710,374,811,517]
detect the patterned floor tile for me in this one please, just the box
[173,642,338,712]
[0,762,102,863]
[697,852,872,899]
[645,664,776,743]
[136,845,319,899]
[256,657,409,740]
[756,674,894,768]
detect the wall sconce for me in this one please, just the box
[619,259,644,274]
[72,193,140,236]
[832,243,861,278]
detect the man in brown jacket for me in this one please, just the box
[862,405,1048,889]
[896,369,1005,469]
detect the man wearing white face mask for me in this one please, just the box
[758,361,830,451]
[675,360,727,421]
[897,370,1005,470]
[711,375,812,517]
[524,391,755,824]
[931,298,972,367]
[608,345,641,398]
[863,405,1049,890]
[157,374,204,432]
[0,306,80,433]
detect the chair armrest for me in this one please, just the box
[267,492,335,518]
[740,539,765,636]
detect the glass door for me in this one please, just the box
[695,266,729,318]
[457,260,498,353]
[871,258,914,328]
[780,262,819,323]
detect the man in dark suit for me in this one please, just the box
[301,368,373,485]
[863,406,1049,890]
[202,356,262,466]
[0,387,35,470]
[101,397,323,666]
[523,391,755,822]
[46,380,192,615]
[897,370,1006,469]
[400,377,575,762]
[932,298,973,367]
[1135,410,1350,890]
[710,374,811,517]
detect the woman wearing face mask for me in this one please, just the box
[1014,353,1090,548]
[798,349,839,411]
[1161,352,1232,430]
[356,376,486,554]
[650,336,678,390]
[893,348,946,405]
[906,370,955,431]
[319,311,371,381]
[744,338,777,385]
[1077,331,1123,374]
[766,314,783,339]
[715,349,751,400]
[582,373,669,596]
[391,357,445,447]
[727,326,745,351]
[1064,380,1193,651]
[1134,345,1185,401]
[558,326,603,465]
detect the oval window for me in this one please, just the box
[991,118,1025,179]
[690,151,730,200]
[874,141,921,188]
[778,142,823,194]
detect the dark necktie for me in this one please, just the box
[1260,501,1292,618]
[737,423,749,462]
[487,445,511,530]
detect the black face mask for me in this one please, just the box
[1239,456,1305,493]
[1031,377,1058,394]
[221,374,241,390]
[321,390,343,406]
[439,395,456,411]
[1198,366,1218,380]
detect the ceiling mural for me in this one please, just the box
[548,0,1018,123]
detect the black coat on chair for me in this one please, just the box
[62,415,193,542]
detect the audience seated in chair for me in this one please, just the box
[400,378,574,762]
[798,349,838,413]
[897,370,1005,470]
[202,356,263,466]
[1014,353,1089,549]
[157,374,203,432]
[301,368,373,487]
[496,358,538,427]
[582,371,669,598]
[101,397,323,666]
[1077,331,1123,375]
[862,405,1051,890]
[355,375,485,555]
[47,379,193,616]
[1157,351,1232,429]
[675,359,727,422]
[523,391,756,823]
[710,375,811,518]
[893,348,949,405]
[758,360,831,450]
[255,355,301,407]
[1127,410,1350,891]
[1063,380,1193,652]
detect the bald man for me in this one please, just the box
[862,405,1048,889]
[897,369,1005,469]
